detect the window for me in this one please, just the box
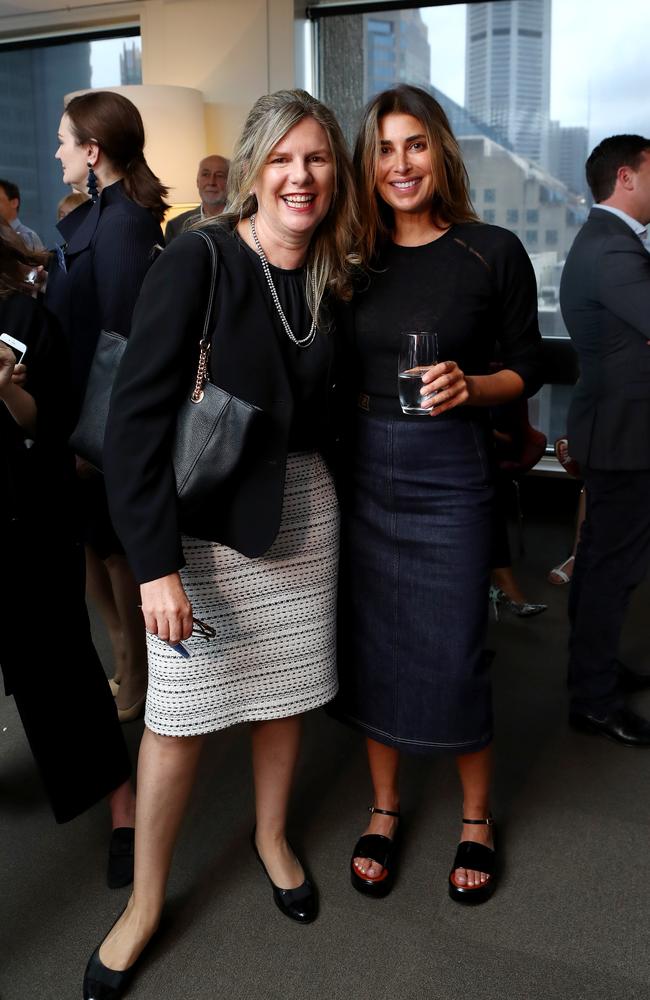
[484,188,496,203]
[0,29,141,248]
[526,209,539,223]
[546,229,558,246]
[483,209,496,223]
[506,208,519,224]
[525,229,538,244]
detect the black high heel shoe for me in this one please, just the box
[251,829,318,923]
[350,806,401,899]
[448,816,497,905]
[83,907,157,1000]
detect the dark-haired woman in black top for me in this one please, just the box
[334,85,542,905]
[46,91,166,723]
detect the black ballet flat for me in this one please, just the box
[83,906,158,1000]
[107,827,135,889]
[350,806,401,899]
[83,945,138,1000]
[251,829,318,924]
[448,816,497,905]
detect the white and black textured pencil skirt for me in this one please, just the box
[144,451,339,737]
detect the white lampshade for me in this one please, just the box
[64,84,206,207]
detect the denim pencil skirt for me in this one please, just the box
[333,410,494,755]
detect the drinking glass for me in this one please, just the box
[398,331,439,415]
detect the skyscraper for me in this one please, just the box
[465,0,551,166]
[365,10,430,100]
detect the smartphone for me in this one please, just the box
[0,332,27,364]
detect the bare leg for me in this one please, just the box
[452,744,494,889]
[107,778,136,830]
[353,738,400,880]
[85,546,126,686]
[104,554,148,712]
[251,715,305,889]
[548,488,587,584]
[98,728,205,972]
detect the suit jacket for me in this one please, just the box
[165,207,200,243]
[45,180,163,414]
[560,207,650,470]
[104,223,335,584]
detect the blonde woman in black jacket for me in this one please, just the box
[85,90,359,999]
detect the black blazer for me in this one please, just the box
[165,208,200,243]
[560,207,650,470]
[45,180,163,414]
[104,224,334,585]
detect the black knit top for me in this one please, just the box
[352,222,542,418]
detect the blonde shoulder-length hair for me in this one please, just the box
[354,84,479,266]
[200,89,360,321]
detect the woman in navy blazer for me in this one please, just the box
[46,91,166,728]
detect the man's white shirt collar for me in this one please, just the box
[593,204,648,242]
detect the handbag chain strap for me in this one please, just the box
[190,229,219,404]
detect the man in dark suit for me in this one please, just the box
[164,154,229,242]
[561,134,650,746]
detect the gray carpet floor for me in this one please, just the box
[2,488,649,1000]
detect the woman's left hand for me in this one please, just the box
[0,344,17,395]
[11,363,27,387]
[420,360,468,416]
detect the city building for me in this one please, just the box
[547,121,590,199]
[460,134,586,264]
[0,40,91,245]
[465,0,552,166]
[120,40,142,85]
[365,9,430,99]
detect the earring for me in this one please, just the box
[86,162,99,203]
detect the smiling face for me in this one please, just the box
[251,116,335,250]
[55,114,91,190]
[375,112,436,223]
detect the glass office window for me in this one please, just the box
[316,0,650,448]
[0,30,141,248]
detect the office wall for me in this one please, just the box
[140,0,295,153]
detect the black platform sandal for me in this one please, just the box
[448,816,497,905]
[350,806,400,899]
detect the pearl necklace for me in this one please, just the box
[249,214,317,348]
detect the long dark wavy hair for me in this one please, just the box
[65,91,169,223]
[354,84,478,265]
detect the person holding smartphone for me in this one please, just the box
[0,222,135,877]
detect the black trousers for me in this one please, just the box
[1,533,132,823]
[568,468,650,715]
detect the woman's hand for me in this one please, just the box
[0,343,17,395]
[140,572,193,645]
[11,363,27,387]
[420,360,469,416]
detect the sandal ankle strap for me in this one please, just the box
[368,806,400,818]
[462,816,493,826]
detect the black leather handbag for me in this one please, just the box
[70,228,262,513]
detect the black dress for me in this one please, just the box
[333,224,542,755]
[0,294,131,823]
